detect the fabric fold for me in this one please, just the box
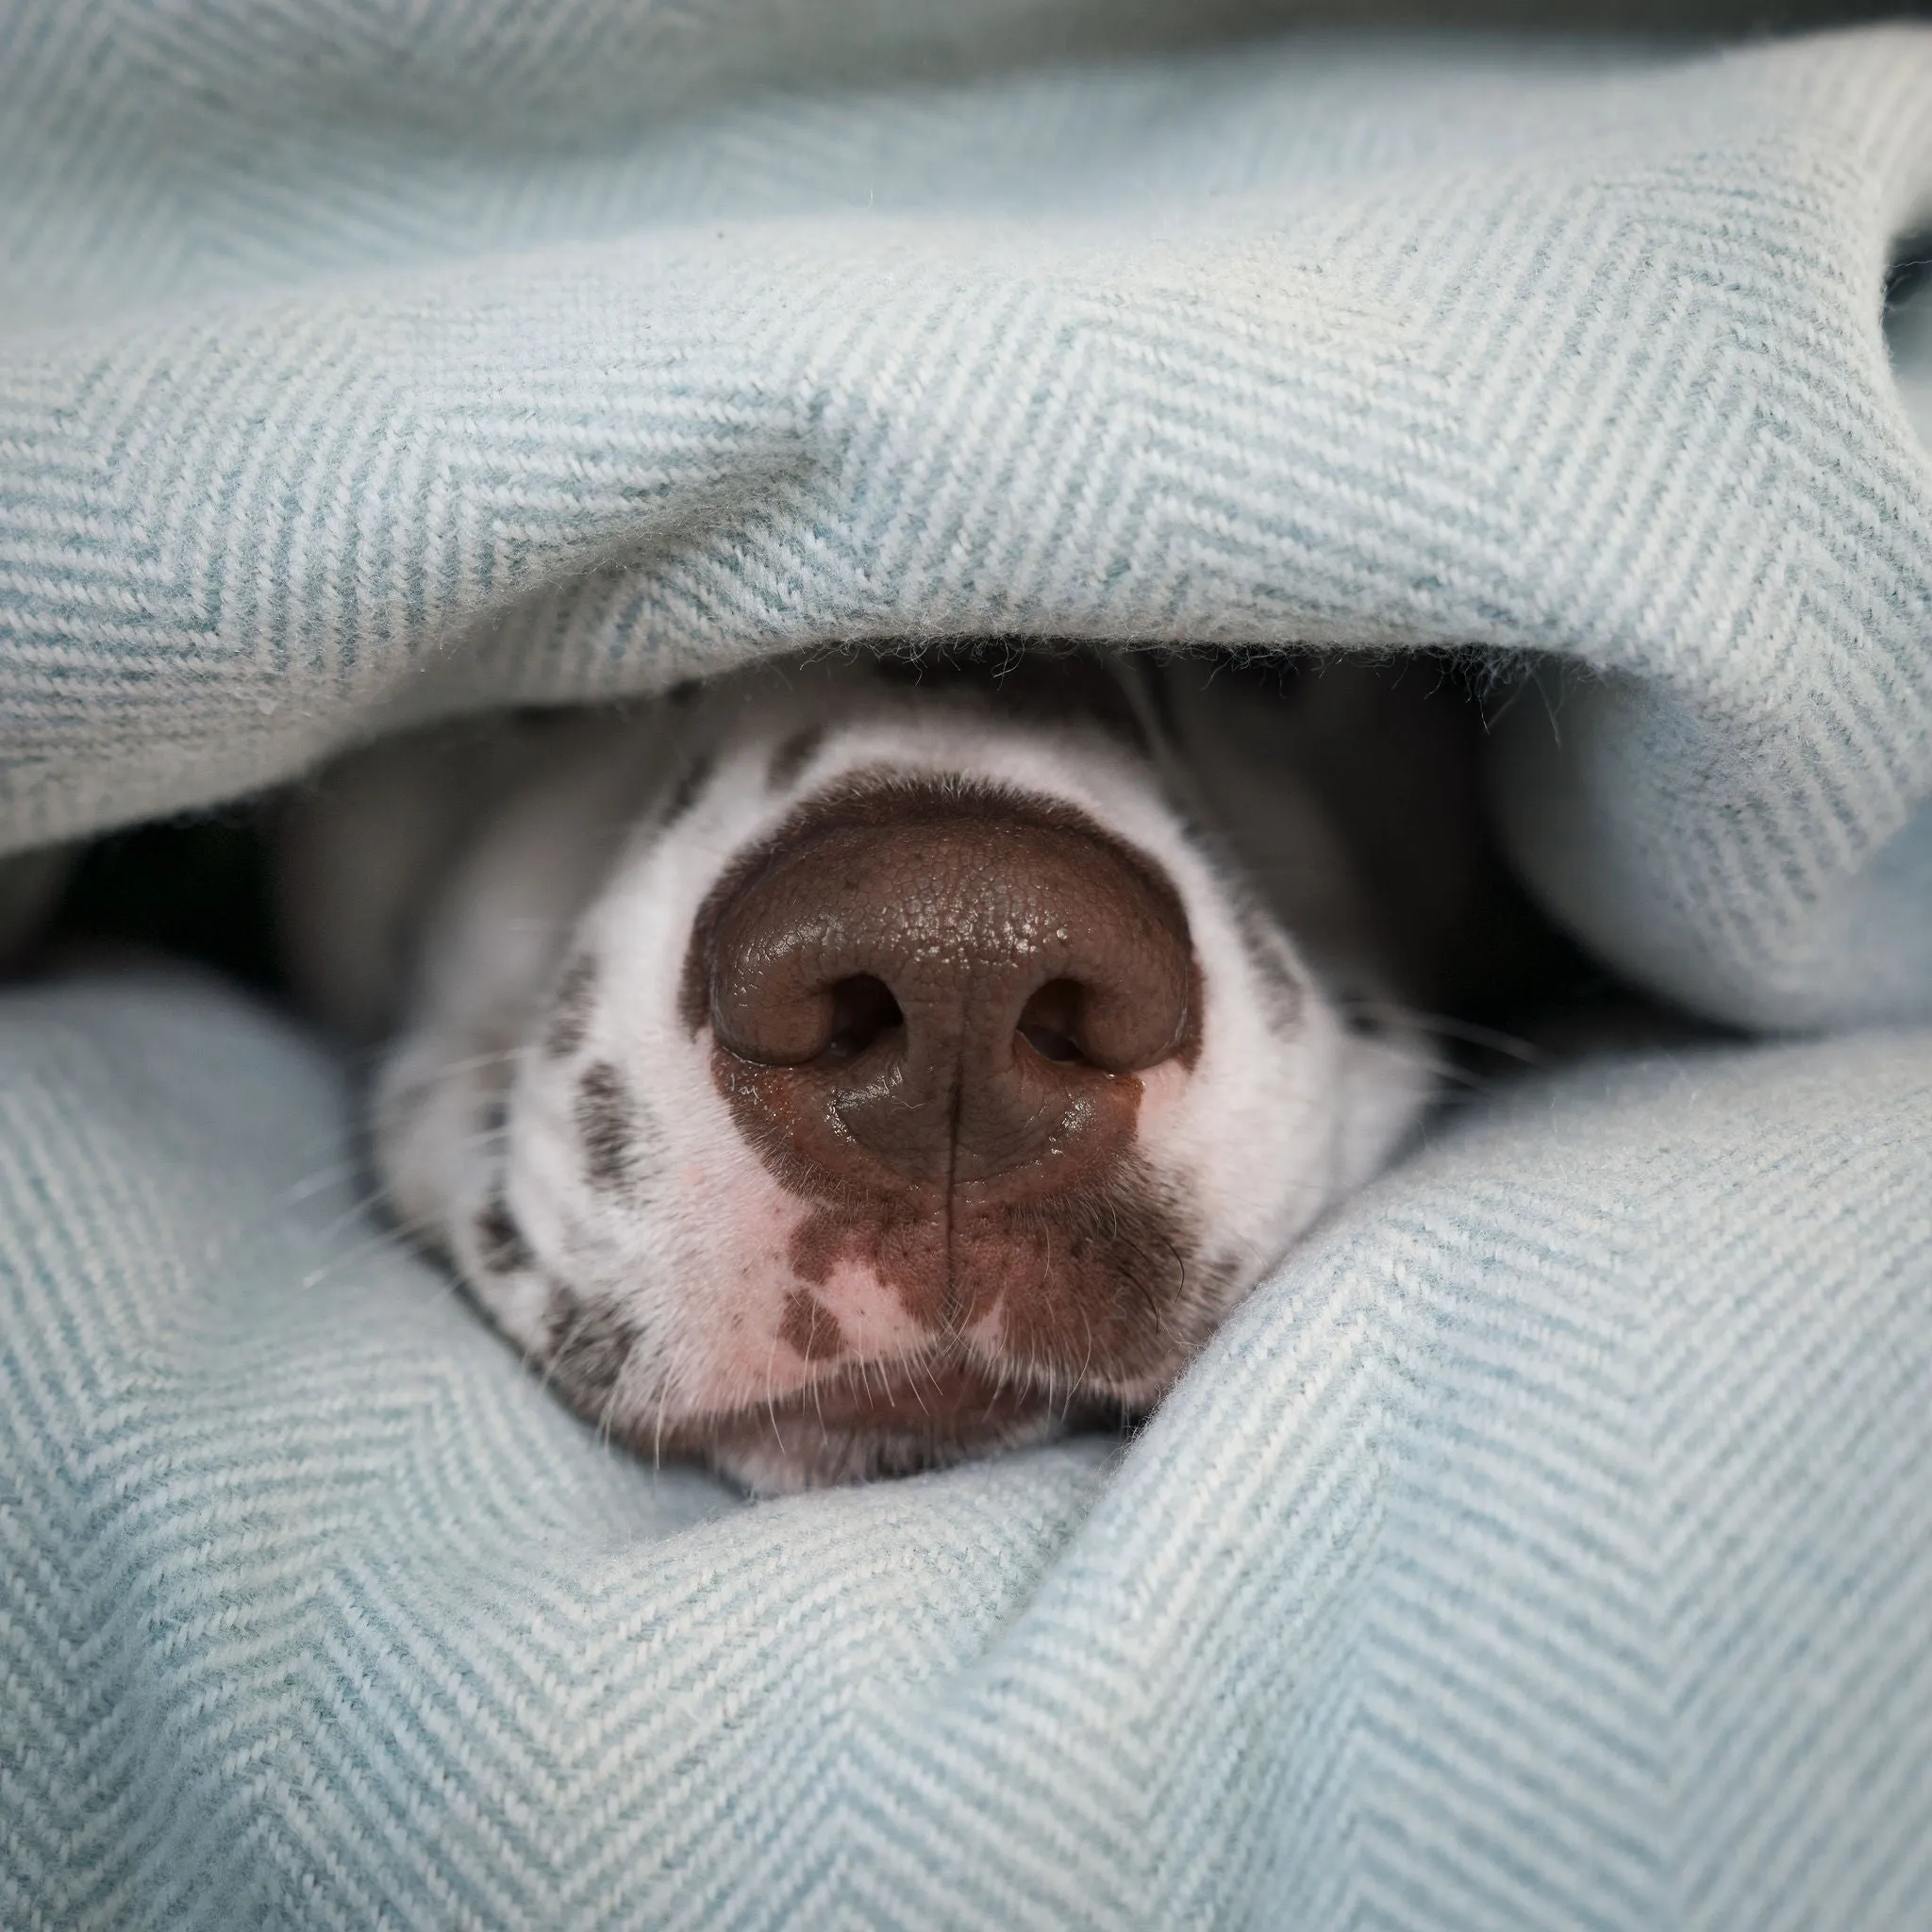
[3,22,1930,1024]
[6,16,1932,1922]
[5,973,1929,1926]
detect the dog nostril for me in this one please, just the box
[1016,978,1091,1066]
[824,975,903,1061]
[691,787,1197,1186]
[1019,1025,1083,1063]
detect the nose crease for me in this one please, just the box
[941,1057,964,1334]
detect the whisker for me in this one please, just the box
[278,1158,366,1205]
[761,1329,785,1457]
[298,1191,395,1250]
[1342,999,1542,1064]
[298,1221,435,1291]
[404,1046,524,1086]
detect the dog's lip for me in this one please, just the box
[647,1350,1153,1496]
[717,1357,1054,1436]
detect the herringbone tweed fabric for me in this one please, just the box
[6,976,1931,1928]
[1,11,1930,1024]
[5,8,1932,1926]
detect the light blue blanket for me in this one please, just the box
[4,8,1932,1924]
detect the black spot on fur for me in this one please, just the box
[544,955,596,1059]
[1192,1250,1248,1322]
[478,1093,508,1138]
[576,1060,636,1191]
[475,1189,533,1274]
[1234,902,1305,1034]
[766,724,824,791]
[660,751,715,829]
[543,1281,639,1409]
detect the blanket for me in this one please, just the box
[4,7,1932,1924]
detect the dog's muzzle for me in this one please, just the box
[681,774,1207,1421]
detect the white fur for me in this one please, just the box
[295,658,1437,1489]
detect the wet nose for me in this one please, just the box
[698,791,1194,1188]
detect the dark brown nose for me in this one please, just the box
[691,782,1194,1190]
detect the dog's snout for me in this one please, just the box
[702,790,1194,1189]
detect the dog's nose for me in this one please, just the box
[699,791,1194,1188]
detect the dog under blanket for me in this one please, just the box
[278,652,1499,1493]
[3,8,1932,1927]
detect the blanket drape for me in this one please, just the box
[4,8,1931,1925]
[8,977,1931,1927]
[4,14,1930,1024]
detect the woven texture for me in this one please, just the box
[5,9,1932,1925]
[5,974,1931,1928]
[1,10,1930,1023]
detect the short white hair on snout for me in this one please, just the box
[282,654,1440,1493]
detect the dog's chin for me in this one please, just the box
[683,1359,1133,1496]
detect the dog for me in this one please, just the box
[278,648,1494,1493]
